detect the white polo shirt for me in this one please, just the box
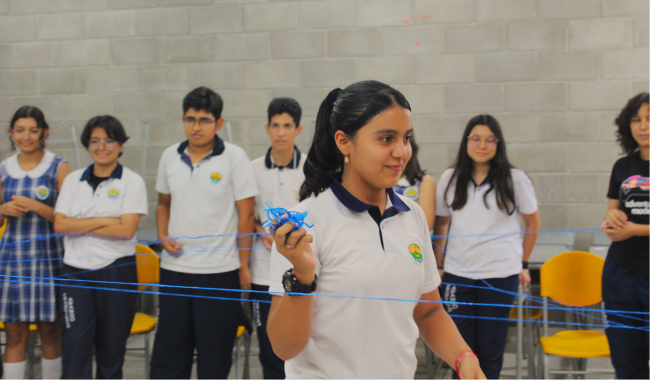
[54,164,148,270]
[436,168,538,279]
[269,180,441,379]
[251,147,305,286]
[155,136,259,274]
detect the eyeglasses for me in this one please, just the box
[468,134,499,146]
[89,139,117,150]
[183,117,216,128]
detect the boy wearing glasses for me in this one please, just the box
[250,98,304,379]
[150,87,258,378]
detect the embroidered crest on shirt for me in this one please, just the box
[210,173,222,183]
[35,185,49,200]
[408,242,423,264]
[108,189,119,198]
[404,186,419,200]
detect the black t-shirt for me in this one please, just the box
[88,171,109,192]
[606,153,649,277]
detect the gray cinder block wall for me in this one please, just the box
[0,0,647,231]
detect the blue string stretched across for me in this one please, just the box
[261,202,314,232]
[431,227,601,239]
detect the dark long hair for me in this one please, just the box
[402,135,425,185]
[615,92,649,155]
[444,114,516,215]
[9,106,50,150]
[299,80,411,200]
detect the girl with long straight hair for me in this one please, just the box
[600,93,649,379]
[0,106,71,379]
[266,80,485,379]
[433,114,541,379]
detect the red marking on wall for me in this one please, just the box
[422,15,430,19]
[415,41,421,47]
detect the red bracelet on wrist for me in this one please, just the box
[455,349,477,378]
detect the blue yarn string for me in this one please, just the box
[261,202,314,232]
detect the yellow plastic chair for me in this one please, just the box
[538,251,611,378]
[131,244,160,379]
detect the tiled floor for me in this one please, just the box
[7,322,615,379]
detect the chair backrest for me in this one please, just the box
[540,251,605,306]
[0,220,6,239]
[135,244,159,291]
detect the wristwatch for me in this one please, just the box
[282,269,317,295]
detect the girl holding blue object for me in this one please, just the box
[0,106,70,379]
[393,136,436,231]
[600,92,649,379]
[266,80,485,379]
[433,115,541,379]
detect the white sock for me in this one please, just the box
[3,360,26,379]
[41,357,62,379]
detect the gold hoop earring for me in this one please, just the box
[344,155,349,163]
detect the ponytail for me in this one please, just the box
[299,80,411,200]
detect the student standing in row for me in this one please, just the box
[267,80,484,379]
[433,115,540,379]
[250,97,305,379]
[393,136,436,231]
[601,92,649,379]
[150,87,258,379]
[0,106,70,379]
[54,115,148,379]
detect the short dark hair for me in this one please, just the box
[615,92,649,155]
[267,97,302,126]
[183,87,223,120]
[9,105,49,150]
[81,115,130,157]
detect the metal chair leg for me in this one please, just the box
[144,332,151,379]
[234,336,241,379]
[26,332,36,379]
[243,332,251,379]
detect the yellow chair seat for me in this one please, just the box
[236,325,245,339]
[0,322,38,332]
[509,305,543,320]
[540,330,610,358]
[130,312,157,335]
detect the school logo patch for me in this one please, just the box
[408,242,423,264]
[35,185,49,200]
[108,189,119,198]
[404,186,419,200]
[210,173,222,183]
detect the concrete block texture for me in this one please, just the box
[86,10,135,38]
[0,44,11,69]
[188,5,243,34]
[357,0,413,27]
[60,94,113,122]
[271,32,325,59]
[108,0,160,10]
[328,29,382,57]
[507,22,566,51]
[111,38,160,65]
[569,203,608,229]
[60,0,109,11]
[395,85,445,114]
[138,65,190,91]
[537,52,600,80]
[508,143,567,173]
[602,49,650,79]
[301,59,356,88]
[569,81,633,110]
[136,8,189,36]
[244,3,298,32]
[215,33,269,61]
[0,0,8,14]
[474,53,536,82]
[10,0,60,14]
[244,61,300,89]
[446,84,505,113]
[537,0,601,19]
[61,40,111,66]
[382,25,445,55]
[0,70,36,96]
[475,0,536,21]
[38,68,87,95]
[602,0,649,17]
[506,83,567,112]
[0,16,36,42]
[162,36,216,63]
[445,25,504,53]
[413,0,474,24]
[357,56,415,85]
[530,174,601,203]
[12,42,60,68]
[634,18,649,47]
[87,66,139,93]
[538,113,601,142]
[13,96,63,122]
[538,204,568,231]
[113,94,162,120]
[35,13,85,40]
[415,54,474,84]
[568,143,622,172]
[299,0,356,29]
[569,19,633,49]
[190,62,244,90]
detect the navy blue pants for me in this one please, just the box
[441,273,518,380]
[251,284,285,379]
[60,255,138,379]
[602,257,649,379]
[150,269,241,379]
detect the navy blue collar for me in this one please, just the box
[264,146,301,169]
[330,179,410,213]
[80,163,123,182]
[177,135,225,169]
